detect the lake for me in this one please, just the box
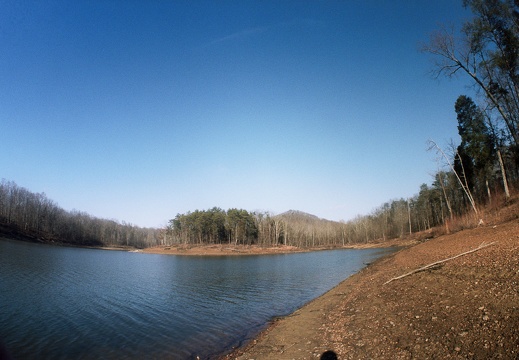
[0,238,395,359]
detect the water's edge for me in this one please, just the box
[216,246,402,359]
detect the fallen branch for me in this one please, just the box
[384,241,497,285]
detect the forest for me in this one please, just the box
[2,0,519,249]
[0,179,162,248]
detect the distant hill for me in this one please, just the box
[275,210,341,225]
[276,210,321,221]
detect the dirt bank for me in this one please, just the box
[222,219,519,359]
[141,244,305,256]
[141,239,413,257]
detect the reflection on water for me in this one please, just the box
[0,239,395,359]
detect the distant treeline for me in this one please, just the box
[165,202,427,248]
[166,164,516,248]
[0,179,162,248]
[166,208,352,247]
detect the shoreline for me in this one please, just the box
[140,238,415,257]
[219,244,403,359]
[0,225,416,256]
[222,250,396,359]
[221,219,519,359]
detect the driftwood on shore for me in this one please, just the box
[384,241,497,285]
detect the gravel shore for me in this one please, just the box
[222,217,519,359]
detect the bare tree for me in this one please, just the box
[428,140,479,216]
[422,3,519,145]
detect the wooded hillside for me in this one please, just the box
[0,179,162,248]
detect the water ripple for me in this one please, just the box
[0,240,396,359]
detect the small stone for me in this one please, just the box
[455,347,461,352]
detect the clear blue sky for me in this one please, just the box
[1,1,474,228]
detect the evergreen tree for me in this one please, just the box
[454,95,496,200]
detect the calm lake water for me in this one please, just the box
[0,238,395,359]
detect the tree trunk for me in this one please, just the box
[438,171,453,220]
[497,148,511,200]
[486,179,492,205]
[407,199,412,235]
